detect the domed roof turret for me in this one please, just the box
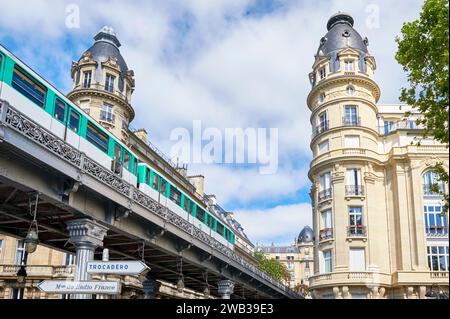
[81,26,129,91]
[317,12,368,57]
[297,226,314,244]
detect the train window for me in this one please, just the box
[145,168,150,184]
[124,152,131,170]
[86,122,109,153]
[160,179,167,194]
[54,98,66,122]
[169,187,182,205]
[196,208,205,223]
[12,66,47,108]
[225,229,232,241]
[152,174,159,190]
[207,215,216,229]
[114,144,121,161]
[184,198,193,215]
[69,110,80,132]
[133,158,138,174]
[216,223,224,236]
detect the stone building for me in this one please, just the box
[307,13,449,299]
[256,226,314,291]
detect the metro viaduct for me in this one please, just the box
[0,100,300,299]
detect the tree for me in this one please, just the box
[396,0,449,211]
[255,251,291,283]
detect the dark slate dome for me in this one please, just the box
[297,226,314,244]
[82,26,129,91]
[317,12,368,57]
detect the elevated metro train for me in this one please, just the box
[0,44,235,248]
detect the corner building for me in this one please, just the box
[308,13,449,299]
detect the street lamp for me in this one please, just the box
[176,258,184,293]
[16,264,27,283]
[24,221,39,254]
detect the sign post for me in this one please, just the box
[37,280,121,295]
[86,260,150,276]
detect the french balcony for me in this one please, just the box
[312,121,329,138]
[342,116,361,127]
[309,271,392,289]
[347,225,367,237]
[319,228,333,241]
[345,185,365,197]
[426,226,448,237]
[423,184,445,196]
[318,188,332,203]
[100,110,115,124]
[379,120,424,136]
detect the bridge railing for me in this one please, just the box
[0,100,299,298]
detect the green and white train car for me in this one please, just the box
[0,43,236,248]
[138,163,235,248]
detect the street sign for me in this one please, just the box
[37,281,121,295]
[86,260,150,275]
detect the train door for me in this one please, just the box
[112,143,122,175]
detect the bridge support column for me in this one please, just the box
[218,280,235,299]
[66,219,108,299]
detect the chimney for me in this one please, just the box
[187,175,205,196]
[134,128,148,144]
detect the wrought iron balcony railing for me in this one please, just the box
[313,121,329,138]
[347,225,367,237]
[379,120,424,136]
[423,184,446,196]
[345,185,365,196]
[318,188,332,202]
[319,228,333,241]
[426,226,448,236]
[342,116,361,127]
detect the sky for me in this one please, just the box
[0,0,424,245]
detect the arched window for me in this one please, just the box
[346,86,355,96]
[319,93,326,103]
[422,170,445,196]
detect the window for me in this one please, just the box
[344,106,358,126]
[349,248,366,271]
[346,168,363,195]
[160,179,167,194]
[207,214,216,230]
[196,208,205,223]
[101,103,114,123]
[105,74,115,92]
[12,66,47,107]
[318,140,329,154]
[124,152,131,170]
[184,198,193,215]
[83,71,92,88]
[145,168,150,184]
[169,186,182,206]
[427,246,449,271]
[216,222,225,236]
[319,93,326,103]
[0,239,3,258]
[424,205,447,235]
[323,250,332,273]
[152,174,160,190]
[225,228,232,241]
[349,207,364,235]
[383,121,395,135]
[16,240,25,265]
[79,100,90,114]
[322,209,332,229]
[319,68,326,79]
[53,98,67,122]
[423,171,445,196]
[320,172,331,191]
[11,288,24,299]
[344,135,360,148]
[69,110,80,132]
[64,253,76,266]
[346,86,354,96]
[344,60,354,71]
[86,122,109,153]
[317,112,328,134]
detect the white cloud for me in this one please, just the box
[235,203,312,245]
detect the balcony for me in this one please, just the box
[319,228,333,241]
[426,226,448,237]
[423,184,445,196]
[313,121,329,138]
[379,120,424,136]
[309,271,392,289]
[71,83,129,103]
[345,185,365,197]
[347,225,367,237]
[0,264,74,278]
[318,188,332,203]
[342,116,361,127]
[100,110,115,124]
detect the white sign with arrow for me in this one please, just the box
[86,261,150,275]
[37,281,121,294]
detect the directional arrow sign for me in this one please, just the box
[86,261,150,275]
[37,281,121,295]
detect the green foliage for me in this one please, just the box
[255,251,290,283]
[396,0,449,211]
